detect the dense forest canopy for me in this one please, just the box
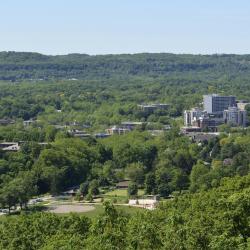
[1,51,250,80]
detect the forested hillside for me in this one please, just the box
[1,52,250,80]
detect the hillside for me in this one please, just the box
[1,52,250,80]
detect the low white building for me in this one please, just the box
[0,142,20,152]
[128,195,159,210]
[23,119,37,127]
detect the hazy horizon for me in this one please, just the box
[2,51,250,57]
[1,0,250,55]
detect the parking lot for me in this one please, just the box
[48,204,95,214]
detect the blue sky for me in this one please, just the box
[1,0,250,55]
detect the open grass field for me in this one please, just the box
[103,189,144,197]
[101,188,145,203]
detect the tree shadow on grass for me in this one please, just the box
[27,205,49,212]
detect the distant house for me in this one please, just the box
[68,129,91,138]
[121,121,144,130]
[63,186,80,196]
[181,126,202,133]
[94,133,111,139]
[0,142,17,149]
[23,119,37,127]
[116,180,131,189]
[0,142,20,152]
[106,126,130,135]
[0,119,15,126]
[138,103,170,114]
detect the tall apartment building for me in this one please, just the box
[183,108,203,126]
[184,110,192,126]
[223,107,247,127]
[203,94,236,114]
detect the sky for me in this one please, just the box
[1,0,250,55]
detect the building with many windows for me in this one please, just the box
[203,94,236,114]
[223,107,247,127]
[184,108,203,126]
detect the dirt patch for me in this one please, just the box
[48,204,95,214]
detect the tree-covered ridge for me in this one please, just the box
[1,52,250,80]
[0,174,249,250]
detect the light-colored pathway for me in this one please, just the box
[48,204,95,214]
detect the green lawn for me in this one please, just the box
[103,189,144,197]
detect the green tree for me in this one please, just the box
[79,181,89,196]
[89,179,99,196]
[126,162,145,185]
[144,172,156,194]
[189,161,210,192]
[127,182,138,197]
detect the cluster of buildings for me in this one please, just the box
[105,122,171,136]
[67,122,145,138]
[183,94,248,132]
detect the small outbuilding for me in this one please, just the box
[116,180,131,189]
